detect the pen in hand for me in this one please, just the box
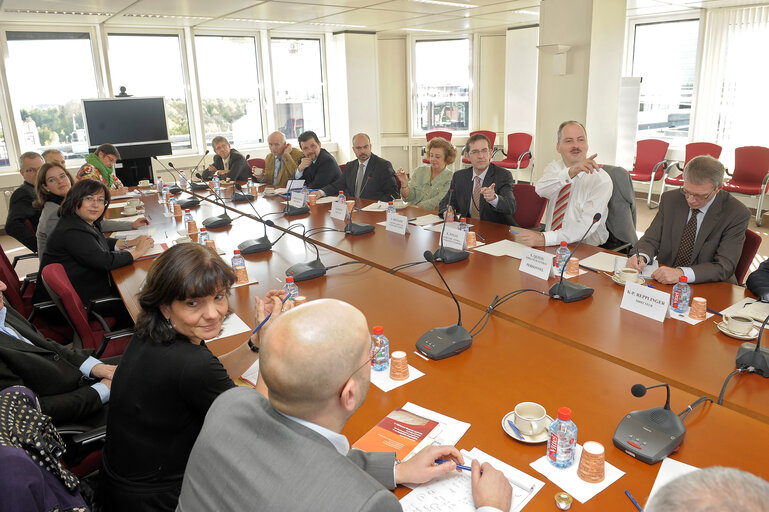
[252,294,291,334]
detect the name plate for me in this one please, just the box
[386,213,408,235]
[441,227,466,251]
[519,247,555,281]
[330,201,348,221]
[620,282,670,323]
[289,192,307,208]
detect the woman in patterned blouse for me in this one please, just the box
[396,137,455,211]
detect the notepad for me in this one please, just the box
[472,239,527,259]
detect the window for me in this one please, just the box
[107,33,192,152]
[0,123,8,168]
[5,31,99,161]
[194,35,264,148]
[414,39,471,133]
[631,20,699,146]
[270,38,325,139]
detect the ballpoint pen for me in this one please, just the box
[506,419,525,440]
[252,294,291,334]
[435,459,535,492]
[624,490,643,511]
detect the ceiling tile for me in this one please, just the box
[118,0,262,17]
[312,7,428,25]
[224,2,351,22]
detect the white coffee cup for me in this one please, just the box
[128,197,141,207]
[138,179,151,187]
[123,205,137,215]
[724,314,754,335]
[512,402,548,436]
[174,236,192,245]
[617,268,640,284]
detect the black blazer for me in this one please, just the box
[321,153,399,202]
[0,304,103,424]
[747,260,769,300]
[6,182,40,252]
[202,149,251,182]
[34,215,133,305]
[438,164,517,226]
[299,148,342,190]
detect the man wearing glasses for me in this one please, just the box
[627,155,750,284]
[315,133,399,202]
[439,132,516,226]
[518,120,612,247]
[6,152,43,252]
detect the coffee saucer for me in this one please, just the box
[501,411,553,444]
[121,209,144,216]
[612,274,645,286]
[716,321,759,340]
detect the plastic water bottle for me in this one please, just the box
[198,227,209,245]
[156,176,164,193]
[554,241,570,273]
[246,178,253,195]
[387,201,396,217]
[337,190,346,203]
[283,276,299,300]
[547,407,578,468]
[671,276,691,314]
[301,185,309,206]
[231,249,245,270]
[371,326,389,371]
[161,185,169,204]
[179,170,187,190]
[213,175,221,194]
[458,217,469,233]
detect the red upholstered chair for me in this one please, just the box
[247,158,266,171]
[461,130,497,164]
[512,184,547,230]
[735,229,762,286]
[628,139,669,209]
[339,163,346,174]
[422,131,452,163]
[40,264,133,358]
[491,133,533,184]
[722,146,769,226]
[660,142,722,195]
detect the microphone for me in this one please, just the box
[415,250,472,360]
[284,225,327,281]
[344,176,374,235]
[548,213,601,302]
[231,182,254,203]
[434,189,469,264]
[631,383,671,410]
[152,156,181,194]
[736,311,769,377]
[194,172,234,228]
[190,151,211,190]
[235,186,273,254]
[165,161,200,208]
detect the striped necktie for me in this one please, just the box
[552,183,571,231]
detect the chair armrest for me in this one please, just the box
[27,300,58,323]
[652,160,668,179]
[421,145,427,156]
[517,151,533,167]
[724,166,733,177]
[94,328,134,358]
[72,426,107,445]
[86,296,125,332]
[12,253,38,268]
[19,273,37,295]
[761,172,769,194]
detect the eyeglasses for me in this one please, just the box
[83,195,106,205]
[338,356,374,397]
[469,148,490,156]
[22,168,38,173]
[680,188,716,201]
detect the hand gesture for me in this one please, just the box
[515,230,544,247]
[396,168,409,188]
[395,445,464,485]
[298,157,312,171]
[480,182,497,202]
[132,217,150,228]
[445,205,457,221]
[282,143,293,156]
[91,363,117,380]
[568,153,602,178]
[625,254,647,271]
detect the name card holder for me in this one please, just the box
[386,213,408,235]
[620,282,670,323]
[519,247,555,280]
[289,192,307,208]
[441,227,466,251]
[330,201,348,221]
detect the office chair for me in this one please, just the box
[628,139,669,209]
[512,184,547,229]
[660,142,722,195]
[491,133,533,184]
[736,229,762,286]
[721,146,769,226]
[461,130,497,164]
[422,130,452,163]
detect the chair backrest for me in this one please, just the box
[685,142,722,166]
[247,158,266,170]
[339,163,346,174]
[41,264,96,350]
[426,130,452,142]
[470,130,496,148]
[0,255,27,316]
[506,133,533,167]
[512,184,547,229]
[633,139,669,179]
[732,146,769,185]
[602,165,639,245]
[736,229,762,286]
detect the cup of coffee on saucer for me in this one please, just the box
[174,236,192,245]
[123,204,138,215]
[723,314,754,336]
[616,268,640,284]
[512,402,549,437]
[138,179,151,187]
[127,197,142,208]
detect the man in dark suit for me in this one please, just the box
[316,133,399,202]
[294,130,342,190]
[6,152,42,252]
[0,279,114,426]
[746,260,769,300]
[202,136,251,182]
[439,132,517,226]
[177,299,512,512]
[627,155,750,284]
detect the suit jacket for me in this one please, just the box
[5,182,39,252]
[0,304,102,424]
[321,153,399,202]
[177,387,400,512]
[438,164,517,226]
[298,148,342,190]
[264,147,304,188]
[602,165,638,245]
[202,149,251,182]
[634,189,750,283]
[746,260,769,300]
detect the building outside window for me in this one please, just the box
[414,39,471,133]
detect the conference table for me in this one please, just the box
[109,186,768,510]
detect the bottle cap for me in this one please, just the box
[388,201,394,205]
[286,276,294,283]
[200,227,207,232]
[560,241,568,247]
[460,217,466,222]
[339,190,343,194]
[185,209,190,213]
[373,326,383,335]
[234,249,241,255]
[679,276,688,283]
[557,407,572,421]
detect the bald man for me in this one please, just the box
[261,131,304,188]
[177,300,511,512]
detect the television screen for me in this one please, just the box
[82,97,169,146]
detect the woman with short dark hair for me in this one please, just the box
[100,243,289,512]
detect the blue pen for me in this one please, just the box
[251,294,291,334]
[579,264,599,273]
[707,307,723,317]
[506,419,525,440]
[436,459,474,472]
[509,229,518,235]
[436,459,535,492]
[625,490,643,511]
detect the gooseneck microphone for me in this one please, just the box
[434,189,470,264]
[548,212,601,303]
[736,311,769,377]
[344,176,374,235]
[232,182,254,203]
[631,383,671,410]
[235,186,273,254]
[415,250,472,360]
[194,172,238,228]
[189,151,211,190]
[165,161,200,208]
[284,225,327,281]
[152,156,181,194]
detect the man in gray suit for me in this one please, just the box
[177,299,511,512]
[627,155,750,284]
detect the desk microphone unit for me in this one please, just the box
[736,311,769,377]
[195,172,233,228]
[416,251,472,360]
[612,382,685,465]
[165,161,201,208]
[344,176,375,235]
[434,189,469,263]
[548,213,600,303]
[284,185,310,216]
[231,183,254,203]
[284,229,327,281]
[236,190,273,254]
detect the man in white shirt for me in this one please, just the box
[517,121,612,247]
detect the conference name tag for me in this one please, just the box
[519,247,554,280]
[386,213,408,235]
[289,192,307,208]
[620,282,670,323]
[441,227,466,251]
[330,201,348,221]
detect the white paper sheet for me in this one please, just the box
[315,195,338,204]
[240,359,260,387]
[472,239,527,259]
[401,402,471,448]
[410,214,442,226]
[669,310,715,325]
[647,458,699,504]
[579,252,619,272]
[205,313,250,342]
[110,228,156,239]
[720,297,764,326]
[369,364,424,392]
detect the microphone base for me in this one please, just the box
[415,324,472,360]
[285,205,310,216]
[612,406,685,464]
[736,342,769,377]
[202,214,232,228]
[231,193,255,202]
[433,247,470,264]
[549,280,594,302]
[344,222,375,235]
[286,259,327,282]
[238,236,271,254]
[179,198,200,209]
[190,182,209,191]
[168,186,182,194]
